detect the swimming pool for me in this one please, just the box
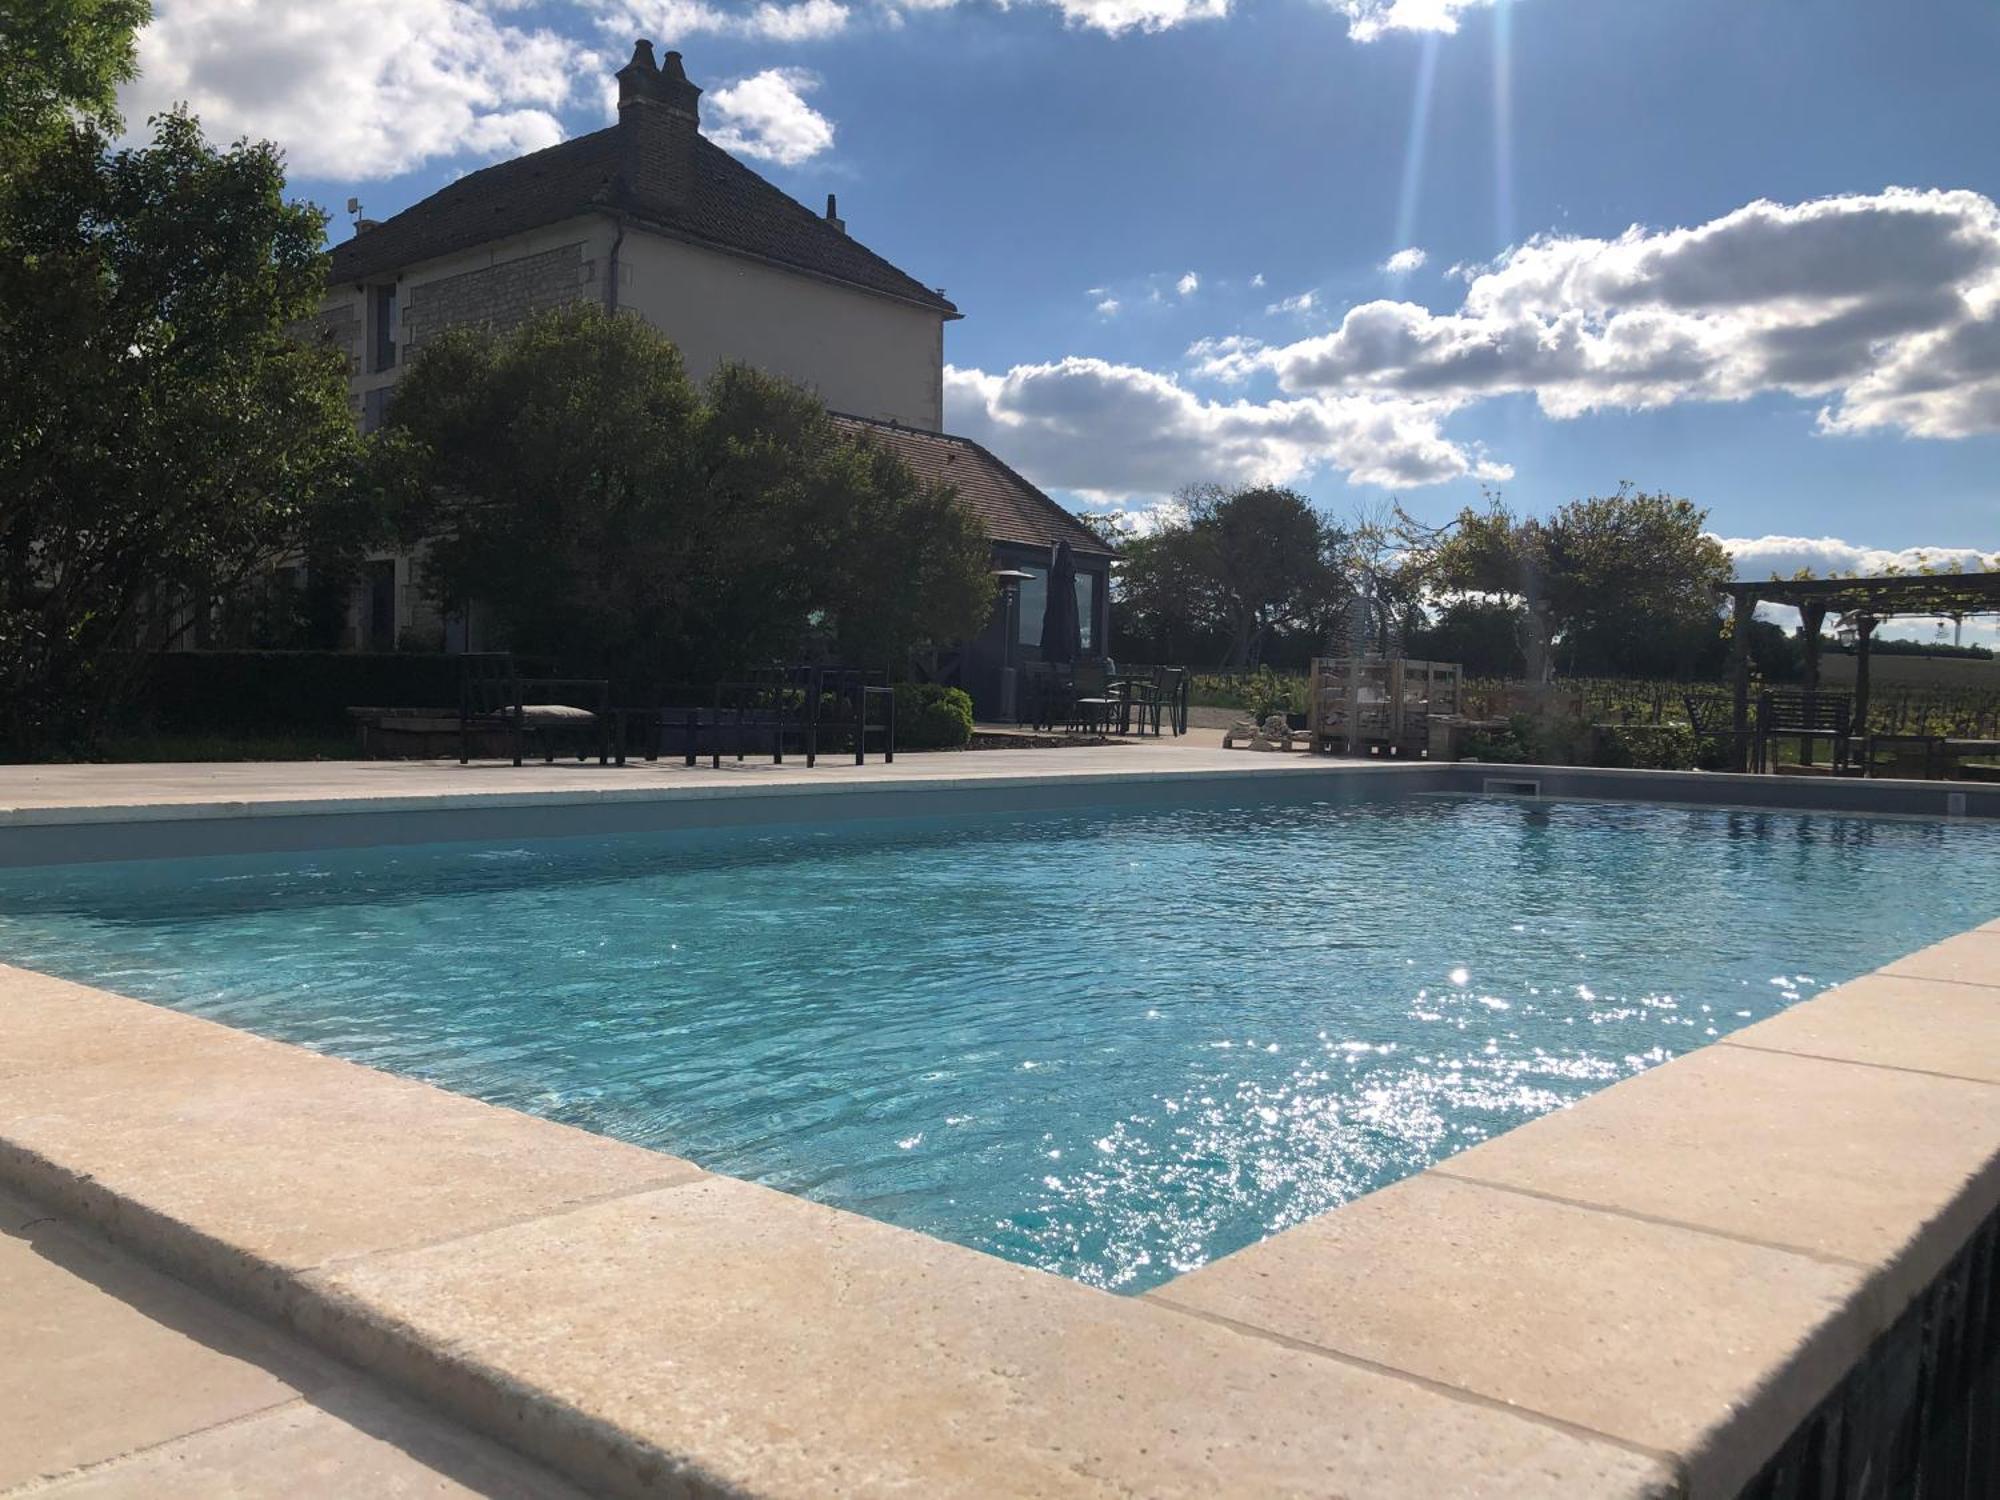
[4,792,1997,1291]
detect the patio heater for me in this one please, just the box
[992,569,1034,723]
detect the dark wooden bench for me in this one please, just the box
[1755,690,1855,775]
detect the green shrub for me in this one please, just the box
[894,683,974,750]
[1459,713,1537,763]
[1597,722,1698,770]
[1458,711,1596,766]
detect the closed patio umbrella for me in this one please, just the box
[1040,539,1081,666]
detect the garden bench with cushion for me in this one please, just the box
[458,652,611,767]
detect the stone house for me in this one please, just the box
[308,42,1111,710]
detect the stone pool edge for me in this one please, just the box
[3,756,1995,868]
[3,926,1998,1496]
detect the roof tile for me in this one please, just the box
[832,415,1117,558]
[328,127,956,317]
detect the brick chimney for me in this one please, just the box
[615,41,701,213]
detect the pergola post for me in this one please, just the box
[1799,600,1828,693]
[1851,613,1878,772]
[1730,588,1757,772]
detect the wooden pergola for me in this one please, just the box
[1719,572,2000,770]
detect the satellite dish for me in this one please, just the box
[345,197,360,215]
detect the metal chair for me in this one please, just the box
[1068,660,1121,736]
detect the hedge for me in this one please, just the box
[116,651,474,736]
[116,653,980,750]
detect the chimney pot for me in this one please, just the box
[617,40,661,113]
[824,193,844,233]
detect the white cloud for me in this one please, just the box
[1717,534,1996,583]
[588,0,852,42]
[1337,0,1504,42]
[875,0,1227,33]
[1716,535,2000,646]
[1224,188,2000,442]
[995,0,1230,33]
[1383,246,1428,275]
[1095,297,1122,317]
[944,357,1508,500]
[1177,270,1200,297]
[124,0,581,180]
[1267,290,1319,317]
[707,68,834,164]
[1250,272,1267,288]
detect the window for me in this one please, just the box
[1076,572,1096,652]
[371,284,397,372]
[1017,568,1044,646]
[364,559,397,650]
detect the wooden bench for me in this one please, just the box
[1756,690,1855,775]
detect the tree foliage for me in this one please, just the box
[0,0,150,182]
[0,111,367,755]
[1115,485,1347,670]
[1410,487,1733,682]
[387,304,993,687]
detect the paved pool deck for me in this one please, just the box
[1,752,1997,1496]
[0,738,1304,816]
[0,1182,579,1498]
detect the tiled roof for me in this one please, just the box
[327,127,957,317]
[832,415,1118,559]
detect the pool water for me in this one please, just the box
[4,794,1997,1291]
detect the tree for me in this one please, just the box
[0,111,368,755]
[388,304,993,687]
[0,0,150,183]
[1114,485,1345,670]
[1406,598,1528,677]
[1411,487,1732,682]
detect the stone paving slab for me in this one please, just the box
[0,966,701,1315]
[300,1174,1674,1500]
[0,1186,578,1499]
[1432,1043,2000,1313]
[1723,970,2000,1081]
[1880,927,2000,987]
[0,1187,318,1492]
[1152,1172,1866,1499]
[28,1396,579,1500]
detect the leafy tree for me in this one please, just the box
[1110,524,1213,664]
[1406,598,1529,677]
[1410,487,1732,682]
[0,111,368,755]
[1115,485,1346,670]
[388,304,993,687]
[0,0,150,182]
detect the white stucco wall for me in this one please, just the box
[616,228,945,429]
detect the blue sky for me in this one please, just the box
[124,0,2000,595]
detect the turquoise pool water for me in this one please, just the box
[3,793,1997,1290]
